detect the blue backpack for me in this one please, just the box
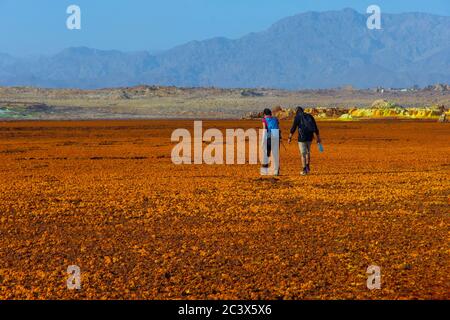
[264,117,279,133]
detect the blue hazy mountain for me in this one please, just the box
[0,9,449,89]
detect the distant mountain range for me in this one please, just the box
[1,8,449,89]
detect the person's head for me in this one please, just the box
[296,106,304,115]
[263,108,272,116]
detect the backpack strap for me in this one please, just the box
[262,117,269,130]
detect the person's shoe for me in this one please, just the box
[260,167,269,175]
[306,164,310,173]
[301,168,308,176]
[273,170,279,176]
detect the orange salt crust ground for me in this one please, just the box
[0,120,449,299]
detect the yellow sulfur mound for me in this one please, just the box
[244,101,448,121]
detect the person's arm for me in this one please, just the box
[276,118,282,140]
[288,116,299,143]
[311,116,321,143]
[262,118,268,130]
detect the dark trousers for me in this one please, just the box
[262,137,272,168]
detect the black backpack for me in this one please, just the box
[299,114,316,134]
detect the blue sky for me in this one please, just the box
[1,0,449,56]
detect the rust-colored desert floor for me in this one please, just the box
[0,120,448,299]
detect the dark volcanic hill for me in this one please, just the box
[1,8,449,89]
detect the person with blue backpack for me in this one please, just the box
[261,108,281,176]
[288,106,321,176]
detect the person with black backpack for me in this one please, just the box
[287,106,321,175]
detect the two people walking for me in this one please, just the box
[261,106,321,176]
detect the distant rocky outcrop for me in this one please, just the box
[25,103,52,112]
[425,84,450,92]
[111,90,131,100]
[241,89,264,97]
[243,101,449,121]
